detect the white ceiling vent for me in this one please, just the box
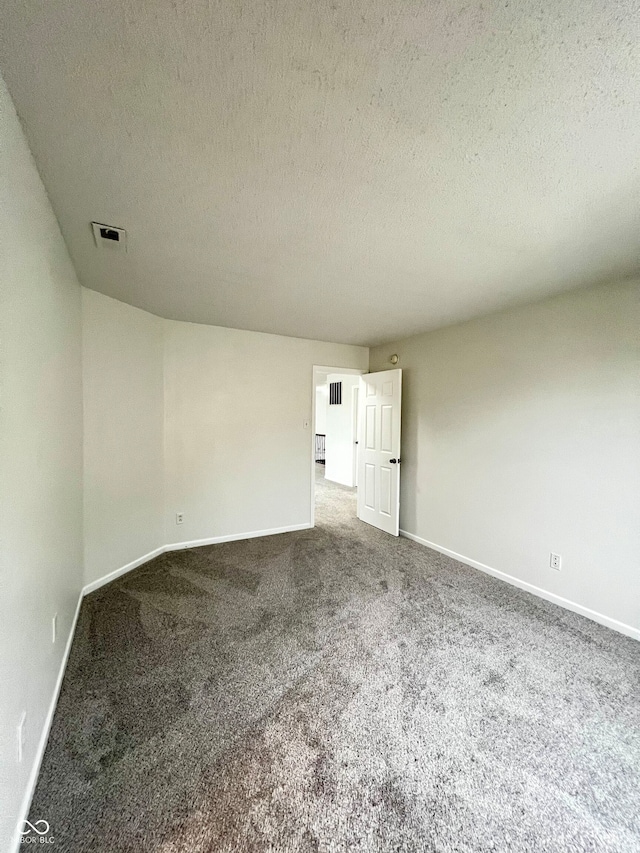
[91,222,127,252]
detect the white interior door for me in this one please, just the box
[357,369,402,535]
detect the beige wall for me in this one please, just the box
[82,290,165,587]
[82,298,367,575]
[370,281,640,636]
[0,75,83,851]
[164,321,368,544]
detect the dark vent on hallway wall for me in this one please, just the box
[329,381,342,405]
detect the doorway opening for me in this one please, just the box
[311,366,365,528]
[311,365,402,535]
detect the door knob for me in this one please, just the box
[389,458,397,464]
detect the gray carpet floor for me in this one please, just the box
[30,467,640,852]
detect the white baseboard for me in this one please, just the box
[11,591,84,853]
[83,523,313,595]
[165,523,312,552]
[400,530,639,642]
[82,546,166,596]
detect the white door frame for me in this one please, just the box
[311,365,366,528]
[352,384,359,488]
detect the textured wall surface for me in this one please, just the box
[80,288,367,582]
[0,73,83,852]
[1,0,639,344]
[82,290,165,587]
[370,280,640,633]
[164,320,368,543]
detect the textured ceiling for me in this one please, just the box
[1,0,639,345]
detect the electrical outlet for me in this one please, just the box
[52,613,57,644]
[17,712,26,763]
[176,513,184,525]
[550,552,561,571]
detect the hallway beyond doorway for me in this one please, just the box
[315,460,357,523]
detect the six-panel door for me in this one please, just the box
[356,369,402,535]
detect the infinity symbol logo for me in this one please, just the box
[21,820,50,835]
